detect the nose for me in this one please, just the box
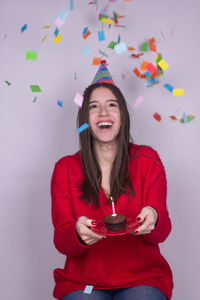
[99,105,108,116]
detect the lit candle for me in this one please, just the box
[110,197,117,216]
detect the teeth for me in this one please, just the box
[98,122,112,127]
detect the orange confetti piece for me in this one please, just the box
[153,112,162,122]
[140,60,150,71]
[92,57,102,65]
[128,46,136,51]
[83,30,91,39]
[133,67,141,77]
[149,37,157,52]
[169,115,177,120]
[140,73,147,79]
[152,70,161,78]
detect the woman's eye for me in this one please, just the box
[89,104,98,110]
[109,102,118,107]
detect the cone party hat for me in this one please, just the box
[91,60,115,85]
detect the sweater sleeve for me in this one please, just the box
[51,158,90,256]
[141,149,172,244]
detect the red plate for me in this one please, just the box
[91,217,140,236]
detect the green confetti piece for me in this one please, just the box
[30,85,42,92]
[25,51,37,60]
[107,41,117,49]
[5,80,11,85]
[141,42,148,52]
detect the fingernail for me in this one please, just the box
[91,221,97,226]
[135,217,141,222]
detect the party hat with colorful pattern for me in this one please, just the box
[91,60,115,85]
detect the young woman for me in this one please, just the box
[51,61,173,300]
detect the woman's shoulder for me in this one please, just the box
[129,143,164,169]
[54,151,81,168]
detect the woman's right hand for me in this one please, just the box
[76,216,106,245]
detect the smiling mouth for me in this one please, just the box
[97,122,113,129]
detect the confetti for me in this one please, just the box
[157,58,169,71]
[33,96,37,103]
[3,34,8,40]
[169,115,177,120]
[134,95,144,109]
[57,100,63,107]
[21,24,27,33]
[42,25,51,29]
[69,0,74,10]
[122,73,126,80]
[179,114,194,123]
[54,17,66,28]
[53,33,62,44]
[117,34,121,44]
[74,72,77,80]
[153,112,162,122]
[59,7,69,21]
[146,63,157,75]
[107,41,117,49]
[127,46,135,51]
[141,42,148,52]
[149,37,156,52]
[78,123,89,133]
[131,53,144,58]
[41,35,47,42]
[101,18,113,25]
[92,57,102,65]
[30,85,42,92]
[83,30,91,39]
[164,83,174,92]
[74,92,83,107]
[98,30,105,41]
[82,46,91,56]
[140,60,149,71]
[54,28,59,36]
[5,80,11,86]
[114,42,127,54]
[25,51,37,60]
[99,49,108,57]
[173,89,184,96]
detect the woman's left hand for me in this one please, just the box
[133,206,158,235]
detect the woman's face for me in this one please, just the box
[88,86,121,145]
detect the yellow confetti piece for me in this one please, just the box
[101,18,113,25]
[53,33,62,44]
[158,58,169,70]
[173,89,184,96]
[41,35,47,42]
[42,25,51,29]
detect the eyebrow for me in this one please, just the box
[89,99,118,103]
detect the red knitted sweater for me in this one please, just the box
[51,144,173,299]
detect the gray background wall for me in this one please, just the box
[0,0,199,299]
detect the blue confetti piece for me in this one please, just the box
[33,96,37,103]
[117,34,120,44]
[99,49,108,57]
[98,30,105,41]
[182,112,187,123]
[54,28,59,36]
[3,34,8,40]
[78,123,89,133]
[82,46,91,56]
[74,72,77,80]
[164,83,174,92]
[82,27,88,35]
[145,71,151,78]
[59,7,69,21]
[21,24,27,33]
[70,0,74,11]
[57,100,63,107]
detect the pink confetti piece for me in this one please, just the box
[74,92,83,107]
[134,95,144,108]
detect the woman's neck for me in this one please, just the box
[94,141,118,167]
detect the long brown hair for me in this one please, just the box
[77,82,134,206]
